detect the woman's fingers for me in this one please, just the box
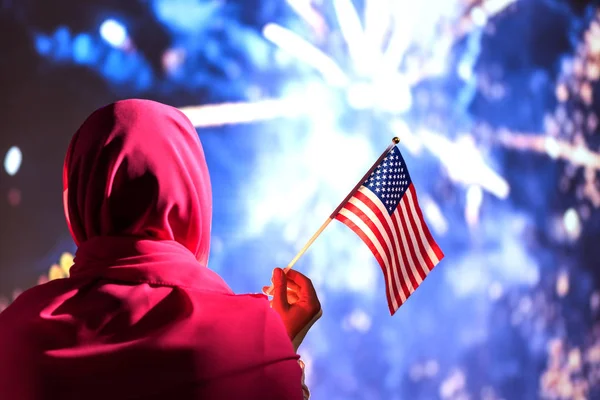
[262,280,300,295]
[267,290,299,305]
[285,270,321,313]
[287,290,300,304]
[285,279,301,292]
[271,268,290,311]
[263,286,300,303]
[286,270,315,295]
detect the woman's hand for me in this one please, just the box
[263,268,322,351]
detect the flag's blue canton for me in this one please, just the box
[363,146,412,214]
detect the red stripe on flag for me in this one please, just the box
[335,213,396,315]
[353,191,411,301]
[390,207,420,291]
[407,186,445,262]
[402,188,434,275]
[342,201,404,306]
[404,187,438,272]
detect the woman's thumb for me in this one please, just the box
[272,268,289,310]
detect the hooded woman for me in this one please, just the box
[0,99,321,399]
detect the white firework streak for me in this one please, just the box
[178,0,518,284]
[498,132,600,207]
[179,98,312,127]
[181,0,515,191]
[498,132,600,171]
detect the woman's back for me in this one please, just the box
[0,240,302,399]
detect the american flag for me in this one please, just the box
[334,146,444,315]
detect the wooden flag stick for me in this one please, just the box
[266,137,400,294]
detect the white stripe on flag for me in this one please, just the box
[338,207,399,311]
[398,198,429,278]
[406,186,440,265]
[347,196,407,303]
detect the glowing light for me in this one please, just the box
[465,185,483,227]
[43,252,75,282]
[35,35,52,55]
[591,291,600,312]
[440,370,467,399]
[263,23,348,87]
[424,360,439,377]
[332,0,372,75]
[4,146,22,176]
[347,82,376,109]
[99,19,128,48]
[563,208,581,240]
[343,308,372,332]
[48,265,66,281]
[73,34,93,63]
[482,0,517,16]
[374,75,413,112]
[392,120,424,155]
[518,296,532,314]
[179,98,311,127]
[382,1,417,72]
[499,132,600,171]
[556,83,569,102]
[151,0,219,34]
[286,0,327,37]
[162,48,186,74]
[421,132,510,199]
[470,7,488,27]
[488,282,503,300]
[363,0,391,55]
[556,271,570,298]
[59,253,74,275]
[347,78,412,112]
[7,188,21,207]
[568,349,582,371]
[244,130,376,237]
[421,196,448,236]
[544,137,561,159]
[458,61,473,81]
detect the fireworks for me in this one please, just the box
[176,0,517,243]
[4,1,600,399]
[37,252,74,285]
[179,97,312,127]
[540,337,596,400]
[500,10,600,212]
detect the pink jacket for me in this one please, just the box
[0,99,303,400]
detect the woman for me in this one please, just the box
[0,99,321,399]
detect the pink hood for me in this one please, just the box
[0,99,302,400]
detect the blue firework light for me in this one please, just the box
[3,0,600,398]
